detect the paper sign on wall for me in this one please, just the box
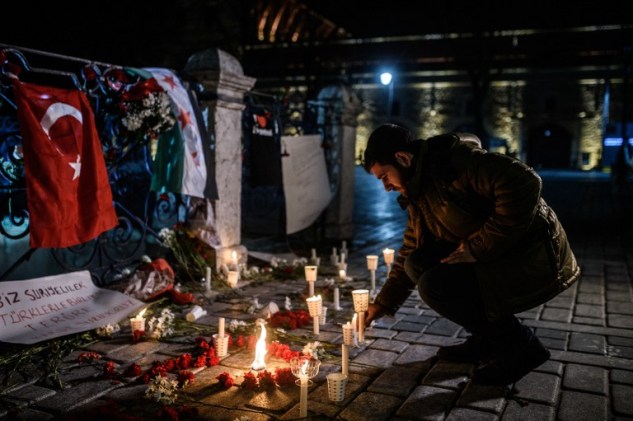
[0,270,145,344]
[281,135,333,234]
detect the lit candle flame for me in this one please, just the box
[251,319,267,370]
[136,308,146,319]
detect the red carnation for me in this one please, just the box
[242,371,259,390]
[257,370,276,389]
[123,363,142,377]
[274,367,296,387]
[216,372,234,389]
[177,370,195,388]
[78,351,102,363]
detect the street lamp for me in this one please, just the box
[380,71,394,117]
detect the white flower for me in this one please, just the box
[145,375,179,404]
[302,341,326,360]
[147,308,175,339]
[121,90,175,138]
[284,296,292,311]
[228,319,248,333]
[95,323,120,337]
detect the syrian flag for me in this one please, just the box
[12,79,118,249]
[144,68,208,199]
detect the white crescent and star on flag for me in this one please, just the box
[39,101,83,181]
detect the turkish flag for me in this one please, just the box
[12,79,118,248]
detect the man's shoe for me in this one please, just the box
[471,331,550,386]
[436,335,492,364]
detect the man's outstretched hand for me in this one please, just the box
[364,302,387,327]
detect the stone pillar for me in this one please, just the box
[316,84,364,240]
[183,49,255,265]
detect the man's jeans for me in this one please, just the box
[403,245,520,340]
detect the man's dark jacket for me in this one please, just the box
[374,133,580,320]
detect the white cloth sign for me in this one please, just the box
[281,135,333,234]
[0,271,145,344]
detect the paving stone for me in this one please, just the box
[607,291,632,302]
[0,363,41,393]
[500,399,555,421]
[402,314,437,325]
[39,364,103,389]
[539,337,566,350]
[563,363,607,394]
[394,331,423,342]
[445,407,499,421]
[578,281,603,294]
[352,349,399,369]
[535,328,569,340]
[540,308,572,322]
[455,382,507,413]
[396,307,424,316]
[246,387,298,413]
[573,316,605,326]
[392,321,427,333]
[577,293,605,305]
[396,385,458,421]
[531,360,563,377]
[0,384,56,406]
[337,391,403,421]
[81,338,131,355]
[368,338,409,354]
[558,390,607,421]
[608,302,633,314]
[612,384,633,416]
[417,334,465,348]
[609,314,633,329]
[609,336,633,347]
[568,332,606,355]
[574,304,605,318]
[34,379,123,414]
[550,349,633,371]
[546,296,574,309]
[365,328,397,340]
[609,345,633,359]
[612,369,633,385]
[106,340,170,363]
[394,344,440,369]
[424,318,462,337]
[0,408,55,420]
[516,307,541,320]
[421,362,471,390]
[367,366,423,398]
[607,282,632,292]
[512,372,560,405]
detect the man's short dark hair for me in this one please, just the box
[362,124,417,172]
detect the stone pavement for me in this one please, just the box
[1,168,632,421]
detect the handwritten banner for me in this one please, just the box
[0,270,145,344]
[281,134,333,234]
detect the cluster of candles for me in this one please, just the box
[125,243,399,416]
[203,249,242,295]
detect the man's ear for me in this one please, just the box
[394,151,413,168]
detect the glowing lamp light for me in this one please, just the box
[380,72,393,85]
[251,319,267,371]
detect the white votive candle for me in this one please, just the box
[205,266,212,292]
[218,317,225,338]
